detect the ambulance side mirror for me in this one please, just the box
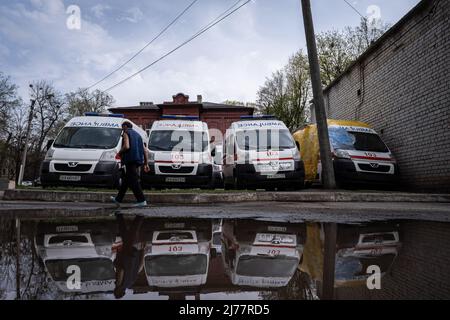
[46,139,54,151]
[210,247,217,259]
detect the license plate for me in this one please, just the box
[256,233,296,244]
[267,226,287,232]
[266,174,285,179]
[59,175,81,181]
[164,222,185,229]
[56,225,78,232]
[165,177,186,183]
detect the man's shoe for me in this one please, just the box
[110,196,121,207]
[133,201,147,207]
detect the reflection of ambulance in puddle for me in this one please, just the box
[142,116,214,189]
[143,219,213,288]
[293,120,399,187]
[300,222,401,288]
[334,223,401,287]
[221,219,306,288]
[34,220,116,294]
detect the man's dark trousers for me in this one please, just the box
[116,163,145,203]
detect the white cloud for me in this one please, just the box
[121,7,144,23]
[91,4,111,19]
[1,0,420,109]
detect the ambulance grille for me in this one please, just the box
[158,166,194,174]
[54,163,92,172]
[358,163,391,173]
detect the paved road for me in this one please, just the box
[1,200,450,223]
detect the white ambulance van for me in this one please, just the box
[143,219,213,288]
[221,219,305,288]
[34,219,116,294]
[40,113,147,189]
[222,116,305,190]
[142,115,214,189]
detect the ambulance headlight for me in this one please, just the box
[293,149,301,161]
[95,245,112,257]
[389,153,396,162]
[148,151,155,162]
[45,148,55,160]
[280,162,292,170]
[334,149,351,159]
[201,152,212,164]
[100,150,118,162]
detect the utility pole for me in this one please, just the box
[322,223,337,299]
[17,98,36,186]
[15,218,21,300]
[300,0,336,189]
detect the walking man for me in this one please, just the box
[113,213,145,299]
[112,121,149,207]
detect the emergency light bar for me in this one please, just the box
[161,115,200,120]
[84,112,124,118]
[240,115,277,120]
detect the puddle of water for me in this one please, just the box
[1,212,449,300]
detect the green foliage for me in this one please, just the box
[257,51,311,131]
[257,18,390,128]
[318,18,391,87]
[66,88,115,117]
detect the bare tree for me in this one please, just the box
[7,107,28,180]
[29,81,66,153]
[346,18,391,57]
[26,81,67,179]
[0,72,21,132]
[222,100,245,106]
[0,73,22,178]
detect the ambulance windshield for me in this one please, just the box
[149,130,208,152]
[53,127,122,149]
[329,127,389,153]
[45,258,115,281]
[145,254,207,276]
[236,129,295,151]
[236,255,299,277]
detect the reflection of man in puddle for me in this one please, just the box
[113,214,145,299]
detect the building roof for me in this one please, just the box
[202,102,254,110]
[323,0,435,93]
[108,104,159,111]
[109,101,255,112]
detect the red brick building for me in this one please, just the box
[108,93,254,143]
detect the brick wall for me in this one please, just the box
[320,0,450,191]
[335,221,450,300]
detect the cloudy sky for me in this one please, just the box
[0,0,421,106]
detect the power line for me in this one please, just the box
[87,0,199,90]
[342,0,367,21]
[103,0,251,93]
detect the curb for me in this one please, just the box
[3,189,450,204]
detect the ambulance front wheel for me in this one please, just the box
[233,177,244,190]
[112,176,122,190]
[224,181,233,190]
